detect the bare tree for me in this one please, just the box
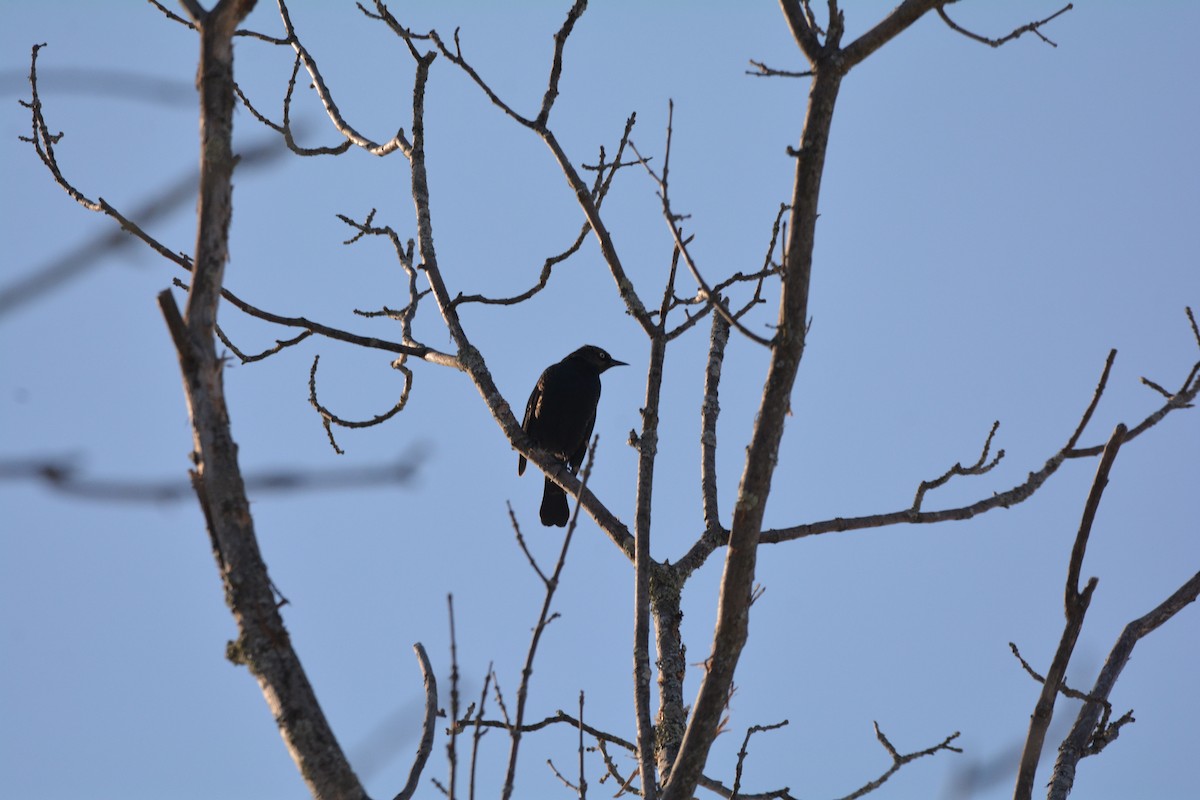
[18,2,1198,799]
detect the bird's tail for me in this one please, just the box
[540,478,569,527]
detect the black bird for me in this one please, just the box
[519,345,626,527]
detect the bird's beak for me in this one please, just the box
[611,359,628,367]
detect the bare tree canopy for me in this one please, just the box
[2,3,1197,800]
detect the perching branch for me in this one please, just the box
[387,11,635,559]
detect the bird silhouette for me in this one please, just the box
[519,345,626,526]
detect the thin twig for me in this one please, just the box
[451,115,639,309]
[447,596,461,800]
[308,354,414,454]
[629,104,773,348]
[747,341,1198,552]
[745,59,814,78]
[938,3,1074,49]
[833,724,961,800]
[1066,349,1116,451]
[911,421,1003,511]
[454,709,636,753]
[507,502,550,586]
[578,691,588,800]
[395,643,440,800]
[468,667,492,800]
[730,721,788,799]
[275,0,412,156]
[1008,642,1109,706]
[500,438,599,800]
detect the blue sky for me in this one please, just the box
[2,3,1197,799]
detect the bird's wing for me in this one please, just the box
[567,407,597,475]
[518,375,543,476]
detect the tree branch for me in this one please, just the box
[835,724,961,800]
[393,643,439,800]
[629,103,774,347]
[659,23,846,795]
[1047,570,1200,800]
[632,287,670,798]
[700,307,731,535]
[839,0,942,71]
[275,0,413,156]
[155,2,382,796]
[752,344,1197,551]
[500,438,596,800]
[938,3,1074,49]
[400,16,636,558]
[427,10,658,336]
[1013,424,1125,800]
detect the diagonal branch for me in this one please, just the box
[427,9,658,336]
[391,32,635,559]
[629,104,774,348]
[536,0,588,127]
[275,0,412,156]
[156,2,379,797]
[839,0,941,71]
[660,20,849,796]
[1012,424,1125,800]
[778,0,824,63]
[451,116,639,309]
[1047,569,1200,800]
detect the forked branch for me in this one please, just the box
[1013,424,1125,800]
[1047,570,1200,800]
[835,724,961,800]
